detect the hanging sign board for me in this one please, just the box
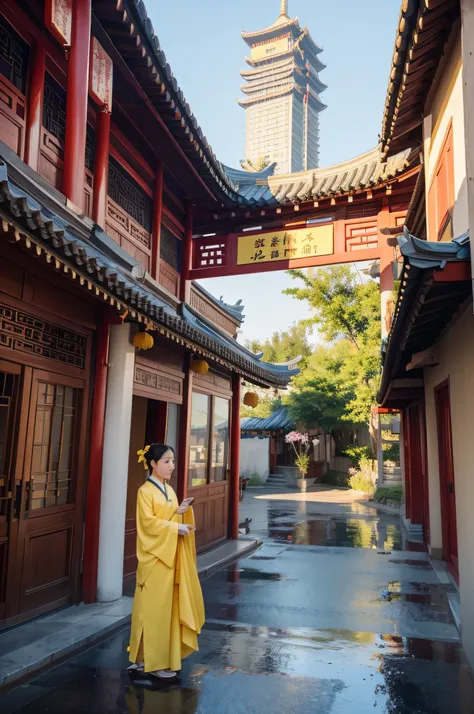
[45,0,73,47]
[237,224,334,266]
[89,37,113,112]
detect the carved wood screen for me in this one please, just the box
[106,156,152,271]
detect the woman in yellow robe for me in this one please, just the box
[128,443,205,680]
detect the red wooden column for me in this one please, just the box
[63,0,92,211]
[24,42,46,171]
[177,354,193,502]
[230,373,241,540]
[92,109,111,228]
[180,201,194,303]
[82,316,110,603]
[151,159,164,280]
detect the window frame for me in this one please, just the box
[188,390,231,490]
[427,122,455,242]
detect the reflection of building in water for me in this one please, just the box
[125,684,199,714]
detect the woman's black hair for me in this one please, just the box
[145,443,175,475]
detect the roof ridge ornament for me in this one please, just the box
[280,0,289,17]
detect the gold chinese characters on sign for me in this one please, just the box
[237,224,334,266]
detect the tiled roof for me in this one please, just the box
[0,155,296,388]
[241,407,295,434]
[381,0,459,156]
[379,228,471,405]
[231,145,414,207]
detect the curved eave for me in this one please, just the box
[381,0,459,156]
[379,229,471,405]
[265,146,415,204]
[0,160,295,387]
[94,0,244,207]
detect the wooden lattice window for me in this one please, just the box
[0,370,18,519]
[108,156,152,231]
[0,15,29,94]
[85,124,95,173]
[30,382,78,511]
[43,73,67,143]
[160,223,181,272]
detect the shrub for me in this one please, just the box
[382,442,400,462]
[343,445,375,465]
[322,470,350,487]
[348,456,377,495]
[373,485,403,504]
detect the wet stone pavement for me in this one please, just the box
[2,486,474,713]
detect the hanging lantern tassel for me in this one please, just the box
[243,392,259,409]
[133,329,154,351]
[190,357,209,375]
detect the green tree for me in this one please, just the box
[246,322,311,369]
[284,265,381,434]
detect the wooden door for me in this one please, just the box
[270,437,277,474]
[434,381,459,580]
[6,369,86,623]
[0,361,21,623]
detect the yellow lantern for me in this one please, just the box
[243,391,259,408]
[190,358,209,375]
[133,330,154,351]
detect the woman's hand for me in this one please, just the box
[178,524,192,536]
[177,498,194,515]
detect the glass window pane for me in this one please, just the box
[30,381,77,510]
[212,397,230,482]
[189,392,210,488]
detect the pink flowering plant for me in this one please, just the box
[285,431,318,476]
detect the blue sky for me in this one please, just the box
[146,0,400,343]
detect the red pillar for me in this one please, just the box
[151,160,164,281]
[230,373,241,540]
[180,201,193,303]
[92,109,111,228]
[25,42,45,171]
[63,0,92,211]
[82,317,110,603]
[177,355,193,502]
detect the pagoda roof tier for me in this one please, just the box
[0,152,297,389]
[244,35,326,73]
[231,145,415,207]
[240,59,327,95]
[241,17,302,46]
[238,85,326,111]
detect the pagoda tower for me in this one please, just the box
[239,1,327,174]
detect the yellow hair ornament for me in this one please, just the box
[137,445,150,470]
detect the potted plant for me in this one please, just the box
[285,432,320,491]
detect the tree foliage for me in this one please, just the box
[246,322,311,368]
[284,266,381,429]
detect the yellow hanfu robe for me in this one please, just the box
[128,479,205,673]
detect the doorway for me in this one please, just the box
[0,361,85,627]
[123,396,175,581]
[434,380,459,581]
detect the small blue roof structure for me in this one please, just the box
[241,407,294,436]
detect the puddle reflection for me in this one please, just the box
[126,683,199,714]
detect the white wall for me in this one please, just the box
[423,305,474,669]
[240,437,270,485]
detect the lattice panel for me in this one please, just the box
[194,237,228,270]
[85,124,95,173]
[43,73,67,144]
[108,157,152,232]
[0,16,29,94]
[0,304,87,369]
[160,224,181,272]
[345,221,378,252]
